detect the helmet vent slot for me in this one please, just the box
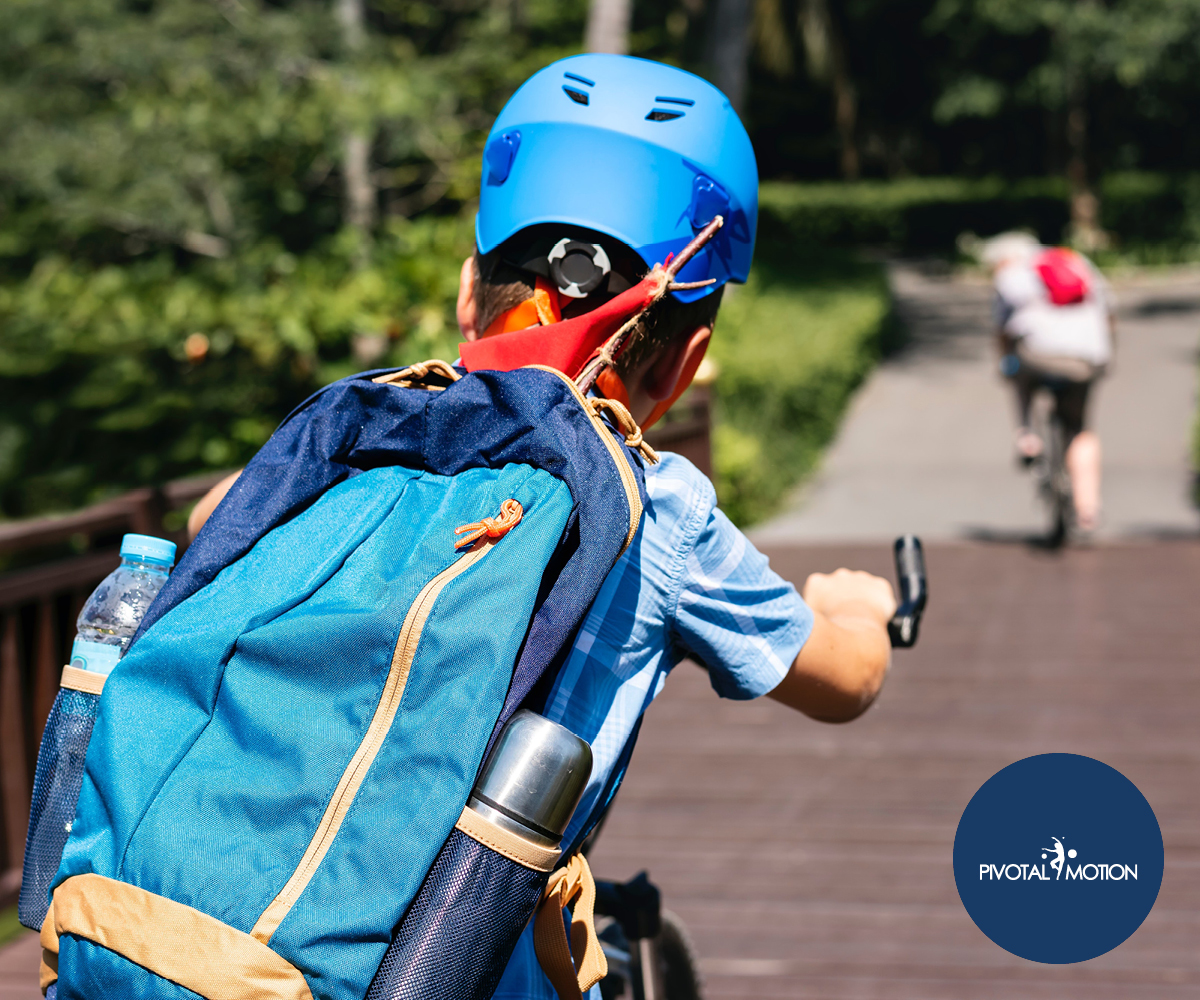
[563,86,590,106]
[654,96,695,106]
[646,109,684,122]
[564,72,596,87]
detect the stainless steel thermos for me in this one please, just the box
[466,709,593,850]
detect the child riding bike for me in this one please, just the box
[190,54,897,1000]
[982,232,1115,535]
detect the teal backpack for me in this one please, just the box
[36,363,650,1000]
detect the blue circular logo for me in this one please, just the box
[954,754,1163,964]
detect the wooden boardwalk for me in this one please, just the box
[588,541,1200,999]
[2,540,1197,998]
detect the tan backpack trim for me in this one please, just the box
[534,853,608,1000]
[42,874,313,1000]
[39,907,57,994]
[60,665,106,695]
[454,806,560,872]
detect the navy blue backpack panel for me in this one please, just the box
[43,366,647,1000]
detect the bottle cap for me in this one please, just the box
[120,533,177,567]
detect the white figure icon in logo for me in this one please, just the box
[1041,837,1078,879]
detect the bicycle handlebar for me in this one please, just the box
[887,535,927,648]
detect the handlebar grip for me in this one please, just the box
[887,535,927,648]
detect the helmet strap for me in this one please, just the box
[595,367,631,408]
[482,276,565,339]
[594,335,710,432]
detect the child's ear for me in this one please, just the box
[456,256,479,341]
[645,325,712,401]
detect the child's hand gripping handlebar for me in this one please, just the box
[887,535,927,648]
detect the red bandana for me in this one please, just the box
[459,273,666,381]
[460,216,726,429]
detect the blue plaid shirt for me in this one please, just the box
[495,451,813,999]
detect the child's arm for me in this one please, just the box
[767,569,896,723]
[187,470,242,539]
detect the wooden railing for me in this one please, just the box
[0,389,712,909]
[0,474,227,905]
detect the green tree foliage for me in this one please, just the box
[5,0,1200,519]
[926,0,1200,245]
[745,0,1200,183]
[0,0,587,517]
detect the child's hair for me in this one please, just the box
[472,245,723,377]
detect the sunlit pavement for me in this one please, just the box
[751,263,1200,545]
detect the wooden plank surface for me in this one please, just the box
[587,541,1200,998]
[0,540,1195,998]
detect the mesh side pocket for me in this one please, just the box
[367,828,550,1000]
[19,688,100,930]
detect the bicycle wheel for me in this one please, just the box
[1031,388,1070,547]
[1047,409,1074,546]
[603,909,704,1000]
[657,910,704,1000]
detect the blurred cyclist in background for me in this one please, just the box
[983,232,1115,533]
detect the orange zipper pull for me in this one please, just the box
[454,499,524,549]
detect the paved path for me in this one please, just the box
[752,264,1200,544]
[589,541,1200,999]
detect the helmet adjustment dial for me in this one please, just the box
[548,239,612,299]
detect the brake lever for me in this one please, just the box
[887,535,927,648]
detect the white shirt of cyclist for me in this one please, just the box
[993,257,1113,366]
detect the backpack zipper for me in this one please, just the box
[250,534,500,945]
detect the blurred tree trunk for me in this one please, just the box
[799,0,859,179]
[338,0,375,237]
[1065,75,1105,250]
[585,0,631,54]
[707,0,752,113]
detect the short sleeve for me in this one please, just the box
[993,291,1015,331]
[993,264,1043,335]
[671,506,813,700]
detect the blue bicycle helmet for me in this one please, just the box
[477,54,758,303]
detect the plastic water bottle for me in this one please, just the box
[18,533,176,931]
[68,533,177,676]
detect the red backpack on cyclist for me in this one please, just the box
[1035,247,1091,306]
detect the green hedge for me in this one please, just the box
[0,219,469,519]
[1096,172,1200,258]
[710,238,892,526]
[758,173,1200,258]
[758,177,1070,252]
